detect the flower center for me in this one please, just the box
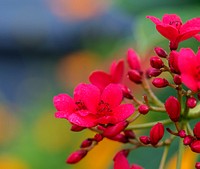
[169,21,182,31]
[75,100,87,110]
[97,100,112,116]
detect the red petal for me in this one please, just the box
[89,71,112,91]
[162,14,182,24]
[156,25,179,41]
[113,151,130,169]
[101,84,123,108]
[146,15,162,25]
[180,17,200,34]
[74,83,100,112]
[55,111,70,119]
[127,48,141,70]
[194,34,200,41]
[110,59,124,83]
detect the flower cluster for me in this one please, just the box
[53,14,200,169]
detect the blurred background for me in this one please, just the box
[0,0,200,169]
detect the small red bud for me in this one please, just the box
[124,130,136,139]
[127,48,141,71]
[193,122,200,139]
[150,56,164,69]
[66,150,88,164]
[128,70,142,84]
[94,134,104,142]
[154,47,168,58]
[178,130,186,138]
[183,135,194,145]
[138,104,149,115]
[152,78,169,88]
[187,97,197,108]
[150,123,164,146]
[80,139,93,148]
[146,68,162,78]
[109,133,129,143]
[190,140,200,153]
[139,136,151,145]
[195,162,200,169]
[71,124,86,132]
[102,121,129,137]
[168,51,180,74]
[120,85,133,99]
[165,96,181,122]
[173,75,182,85]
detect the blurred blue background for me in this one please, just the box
[0,0,200,169]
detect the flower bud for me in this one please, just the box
[152,78,169,88]
[120,85,133,99]
[139,136,151,145]
[193,122,200,139]
[146,68,162,78]
[94,134,104,142]
[150,123,164,146]
[80,139,93,148]
[71,124,86,132]
[102,121,129,137]
[66,150,88,164]
[154,47,168,58]
[168,51,180,74]
[190,140,200,153]
[128,70,142,84]
[183,135,194,145]
[173,75,182,85]
[124,130,136,139]
[165,96,181,122]
[178,130,186,138]
[195,162,200,169]
[150,56,164,69]
[127,48,141,71]
[109,134,129,143]
[138,104,149,115]
[187,97,197,108]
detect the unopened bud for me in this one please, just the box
[66,150,88,164]
[154,47,168,58]
[165,96,181,122]
[124,130,136,139]
[152,78,169,88]
[102,121,129,137]
[139,136,150,145]
[146,68,162,78]
[190,140,200,153]
[94,134,104,142]
[178,130,186,138]
[173,75,182,85]
[150,123,164,146]
[109,134,129,143]
[71,124,86,132]
[150,56,164,69]
[138,104,149,115]
[80,139,93,148]
[193,122,200,139]
[120,85,133,99]
[183,135,194,145]
[195,162,200,169]
[127,48,141,71]
[128,70,142,84]
[187,97,197,108]
[168,51,180,74]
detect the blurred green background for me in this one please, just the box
[0,0,200,169]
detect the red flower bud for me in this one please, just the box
[138,104,149,115]
[139,136,150,145]
[94,134,104,142]
[190,140,200,153]
[150,56,164,69]
[195,162,200,169]
[71,124,86,132]
[128,70,142,84]
[165,96,181,122]
[187,97,197,108]
[109,133,129,143]
[66,150,88,164]
[173,75,182,85]
[152,78,169,88]
[124,130,136,139]
[102,121,129,137]
[154,47,168,58]
[183,135,194,145]
[178,130,186,138]
[150,123,164,146]
[193,122,200,139]
[146,68,162,78]
[80,139,93,148]
[168,51,180,74]
[120,85,133,99]
[127,48,141,71]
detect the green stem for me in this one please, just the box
[127,119,172,130]
[142,78,164,107]
[159,145,169,169]
[176,137,184,169]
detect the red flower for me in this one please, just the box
[178,48,200,92]
[89,59,124,92]
[113,150,143,169]
[53,83,134,127]
[147,14,200,50]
